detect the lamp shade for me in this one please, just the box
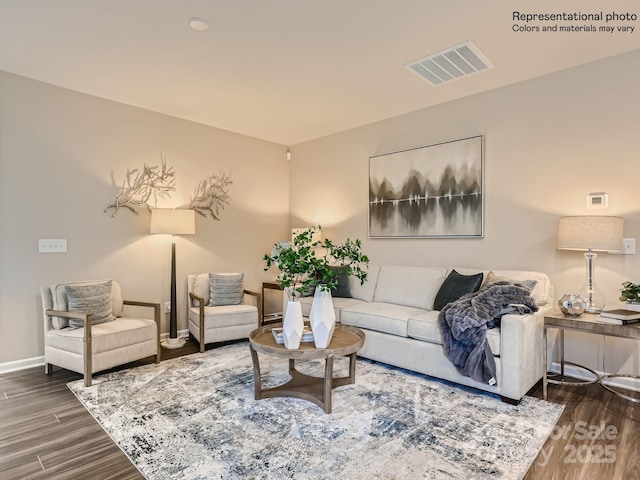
[557,216,623,252]
[150,208,196,235]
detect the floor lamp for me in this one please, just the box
[557,216,623,314]
[151,208,196,349]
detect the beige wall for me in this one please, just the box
[3,50,640,379]
[290,50,640,377]
[0,71,290,365]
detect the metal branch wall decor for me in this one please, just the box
[104,157,176,217]
[188,172,232,220]
[104,156,232,220]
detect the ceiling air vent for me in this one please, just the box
[405,41,493,86]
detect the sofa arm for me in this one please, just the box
[498,304,553,400]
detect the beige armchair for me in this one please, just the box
[40,280,161,387]
[187,273,261,352]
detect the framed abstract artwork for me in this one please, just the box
[368,135,484,238]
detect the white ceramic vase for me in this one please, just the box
[309,287,336,348]
[283,300,304,349]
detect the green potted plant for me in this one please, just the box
[264,226,369,348]
[263,227,325,349]
[263,227,326,301]
[619,281,640,304]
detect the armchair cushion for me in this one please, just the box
[65,280,114,328]
[45,317,157,354]
[208,273,244,306]
[192,274,211,306]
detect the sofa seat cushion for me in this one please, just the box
[341,302,425,337]
[45,317,157,354]
[407,311,501,356]
[298,296,365,322]
[189,304,257,328]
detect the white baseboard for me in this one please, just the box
[1,330,190,375]
[0,356,45,375]
[550,361,640,392]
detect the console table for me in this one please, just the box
[543,311,640,402]
[261,281,283,326]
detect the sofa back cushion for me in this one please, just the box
[452,267,552,306]
[373,265,447,310]
[349,264,380,303]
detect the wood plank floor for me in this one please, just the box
[1,339,639,480]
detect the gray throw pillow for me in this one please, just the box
[329,265,351,298]
[65,280,115,328]
[209,273,244,306]
[433,269,483,311]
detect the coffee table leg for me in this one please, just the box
[323,354,335,414]
[249,344,262,400]
[289,358,295,376]
[348,352,357,382]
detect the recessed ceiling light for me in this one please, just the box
[189,17,209,31]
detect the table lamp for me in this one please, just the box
[151,208,196,348]
[557,216,623,313]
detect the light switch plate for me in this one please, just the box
[39,239,67,253]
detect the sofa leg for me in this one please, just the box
[500,396,520,405]
[44,363,52,375]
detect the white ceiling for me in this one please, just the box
[1,0,639,145]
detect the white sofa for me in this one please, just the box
[299,265,553,403]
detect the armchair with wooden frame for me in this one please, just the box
[187,273,261,352]
[40,280,161,387]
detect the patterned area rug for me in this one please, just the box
[68,342,562,479]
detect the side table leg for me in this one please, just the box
[323,354,335,414]
[543,326,548,400]
[249,345,262,400]
[560,329,565,379]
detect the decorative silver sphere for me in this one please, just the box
[558,294,587,316]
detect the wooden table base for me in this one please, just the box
[249,346,358,413]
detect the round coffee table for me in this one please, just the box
[248,324,365,413]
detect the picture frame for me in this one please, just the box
[368,135,484,238]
